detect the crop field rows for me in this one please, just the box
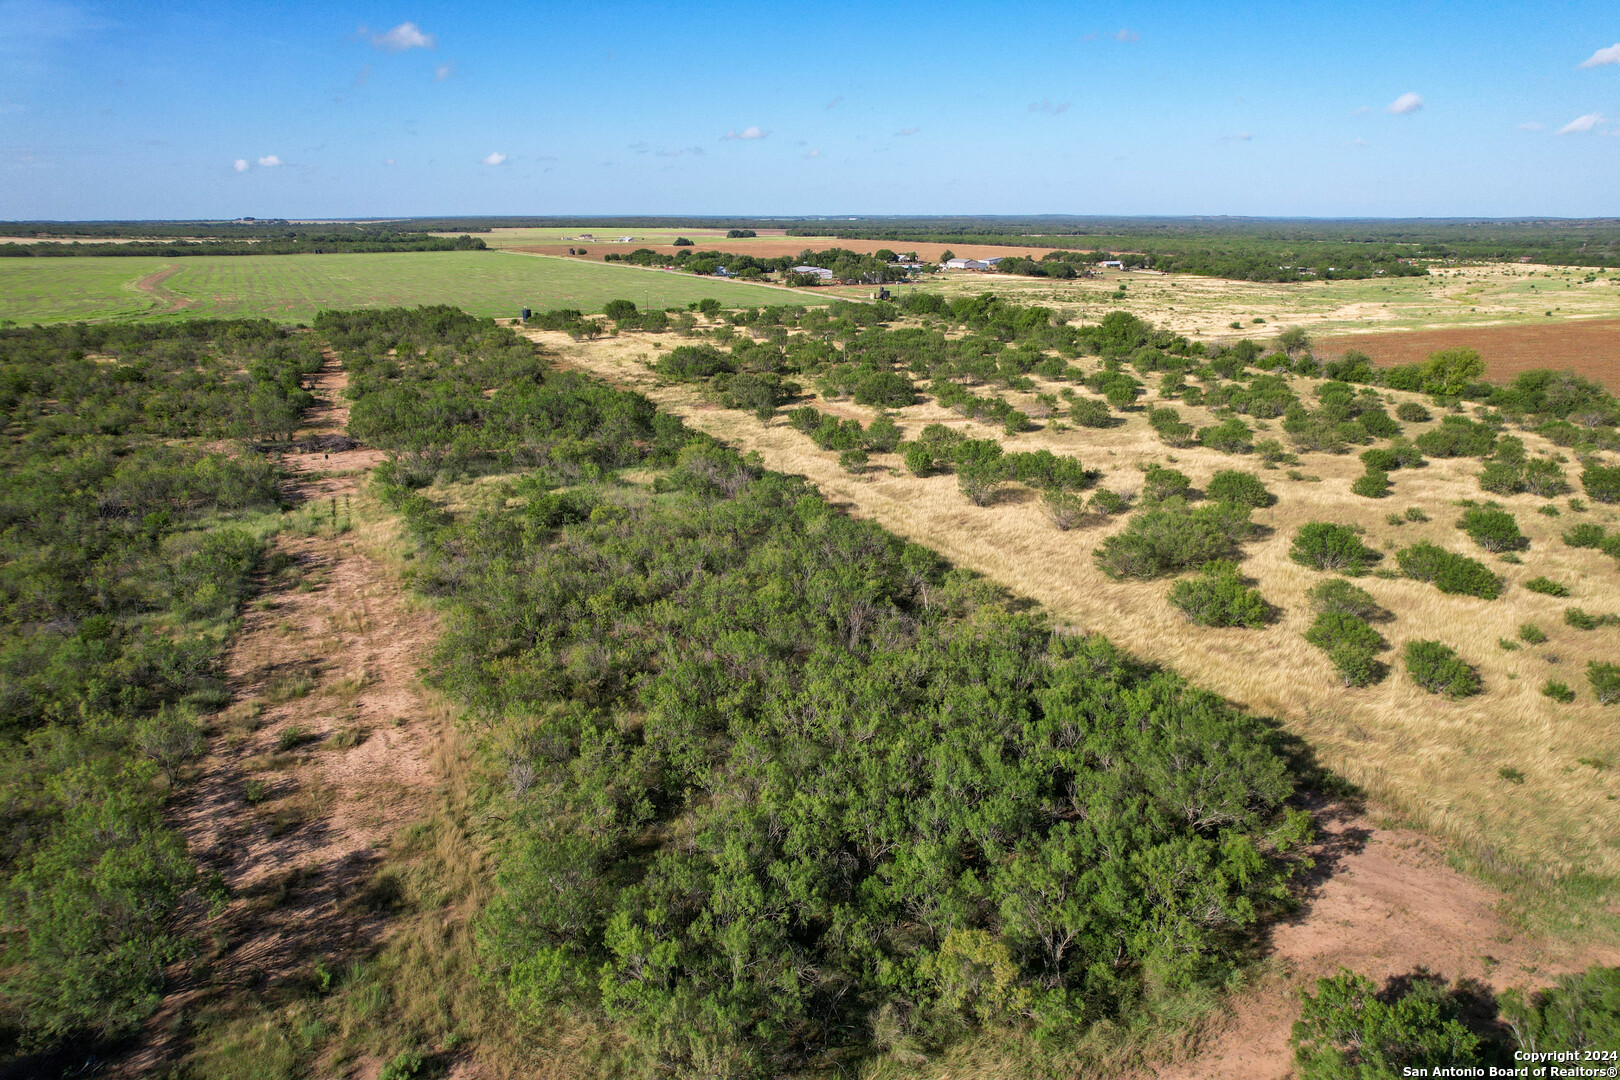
[0,249,815,325]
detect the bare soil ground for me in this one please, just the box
[1148,800,1618,1079]
[132,263,195,314]
[124,359,442,1075]
[1319,317,1620,391]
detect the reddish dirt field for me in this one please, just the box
[1319,318,1620,390]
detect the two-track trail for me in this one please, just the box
[124,355,442,1074]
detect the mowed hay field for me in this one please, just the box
[0,255,174,322]
[0,250,814,325]
[542,326,1620,886]
[1321,318,1620,392]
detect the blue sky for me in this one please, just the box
[2,0,1618,220]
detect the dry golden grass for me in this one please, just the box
[545,327,1620,882]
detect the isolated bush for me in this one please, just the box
[1404,640,1482,697]
[1206,470,1275,508]
[903,443,936,477]
[1068,397,1113,427]
[1360,448,1399,472]
[852,370,916,408]
[1404,506,1429,522]
[839,449,869,474]
[1589,662,1620,705]
[1306,578,1388,621]
[1395,542,1503,600]
[1456,507,1526,552]
[1500,966,1620,1054]
[1167,560,1272,627]
[1290,522,1381,575]
[1291,970,1485,1079]
[1087,488,1130,516]
[1564,607,1618,630]
[1040,489,1089,530]
[1563,523,1607,548]
[1142,465,1192,503]
[1358,408,1401,439]
[1198,418,1254,454]
[1351,468,1391,499]
[1148,406,1196,447]
[654,344,735,380]
[1094,499,1253,580]
[1395,401,1432,422]
[1415,416,1496,458]
[1582,464,1620,504]
[1519,623,1548,644]
[863,414,903,453]
[1523,576,1569,597]
[1304,611,1387,687]
[1541,680,1575,703]
[953,439,1006,505]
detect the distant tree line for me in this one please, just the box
[0,233,486,258]
[603,245,922,282]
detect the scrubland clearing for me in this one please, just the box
[832,261,1620,340]
[539,324,1620,892]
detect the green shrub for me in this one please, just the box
[1563,522,1607,548]
[1499,767,1525,784]
[902,443,936,476]
[1094,499,1254,579]
[1499,637,1519,651]
[1205,470,1275,508]
[863,414,903,453]
[1167,561,1272,627]
[1360,448,1399,472]
[1589,662,1620,704]
[1500,966,1620,1054]
[1148,406,1196,447]
[1564,607,1619,630]
[1581,463,1620,504]
[1523,576,1569,597]
[1306,578,1388,621]
[1068,397,1113,427]
[1415,415,1496,458]
[1519,623,1548,644]
[1142,464,1192,503]
[1403,506,1429,522]
[1291,971,1484,1080]
[1040,489,1089,530]
[1087,488,1130,516]
[1351,468,1391,498]
[1404,640,1482,697]
[1395,401,1431,422]
[1541,680,1575,703]
[1303,612,1386,687]
[1456,506,1526,552]
[1395,542,1503,599]
[1290,522,1382,575]
[1198,417,1254,454]
[838,449,869,474]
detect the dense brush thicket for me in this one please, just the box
[341,312,1313,1074]
[0,321,318,1053]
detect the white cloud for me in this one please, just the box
[1234,131,1252,141]
[1344,137,1369,147]
[1028,98,1071,115]
[1556,113,1604,135]
[1115,27,1138,42]
[233,158,249,172]
[373,22,433,52]
[481,151,507,165]
[257,154,283,167]
[894,126,920,136]
[825,96,842,109]
[1387,92,1423,115]
[1518,121,1543,131]
[1578,43,1620,68]
[384,157,396,165]
[722,125,766,140]
[1351,105,1371,115]
[805,148,820,159]
[434,62,455,81]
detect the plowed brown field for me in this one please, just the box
[1320,317,1620,389]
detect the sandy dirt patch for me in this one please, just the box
[1319,317,1620,391]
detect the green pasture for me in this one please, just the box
[0,251,816,325]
